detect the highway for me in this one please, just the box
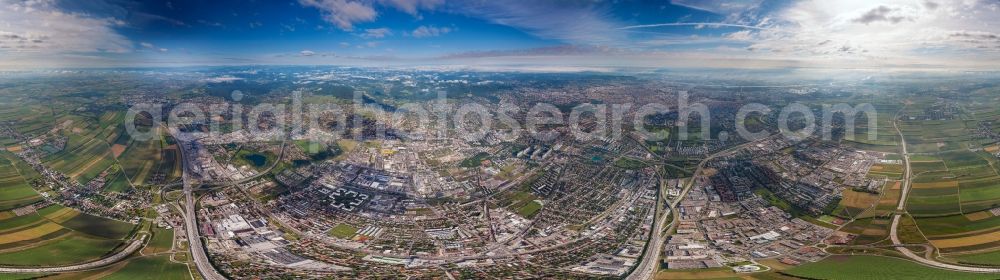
[171,129,289,280]
[888,114,1000,273]
[0,238,144,273]
[182,179,228,280]
[172,131,229,280]
[627,139,759,280]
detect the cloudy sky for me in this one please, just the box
[1,0,999,70]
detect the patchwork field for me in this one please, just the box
[0,204,135,266]
[929,230,1000,249]
[0,152,42,211]
[915,213,1000,237]
[897,140,1000,253]
[867,162,903,180]
[842,109,901,153]
[906,150,1000,217]
[831,189,881,219]
[958,177,1000,213]
[41,112,124,185]
[842,217,891,245]
[114,126,179,187]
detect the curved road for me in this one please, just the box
[888,114,1000,273]
[172,130,288,280]
[627,140,760,280]
[172,131,229,280]
[0,132,283,278]
[0,238,145,274]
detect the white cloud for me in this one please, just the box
[299,0,446,31]
[725,30,754,41]
[621,22,770,30]
[360,28,392,39]
[298,0,377,30]
[139,41,167,52]
[719,0,1000,65]
[851,5,914,24]
[0,0,131,53]
[204,75,244,83]
[410,25,451,38]
[670,0,763,15]
[300,50,316,56]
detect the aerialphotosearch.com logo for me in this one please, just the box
[123,89,878,147]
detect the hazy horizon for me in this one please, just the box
[2,0,999,71]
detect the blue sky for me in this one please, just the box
[1,0,999,70]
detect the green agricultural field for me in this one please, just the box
[103,255,191,280]
[840,217,891,245]
[950,165,998,180]
[158,138,182,182]
[910,161,947,174]
[959,178,1000,212]
[116,126,171,186]
[915,214,1000,237]
[0,234,121,266]
[0,186,37,203]
[43,138,115,185]
[40,112,126,185]
[103,170,133,193]
[0,204,132,267]
[784,255,997,280]
[867,163,904,180]
[907,143,941,154]
[0,211,45,231]
[842,140,900,153]
[939,150,988,169]
[832,189,880,219]
[907,194,962,216]
[143,227,175,254]
[0,152,42,211]
[910,154,940,161]
[906,172,963,216]
[34,204,64,217]
[947,250,1000,266]
[897,215,928,245]
[328,223,358,239]
[0,273,45,279]
[56,212,135,240]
